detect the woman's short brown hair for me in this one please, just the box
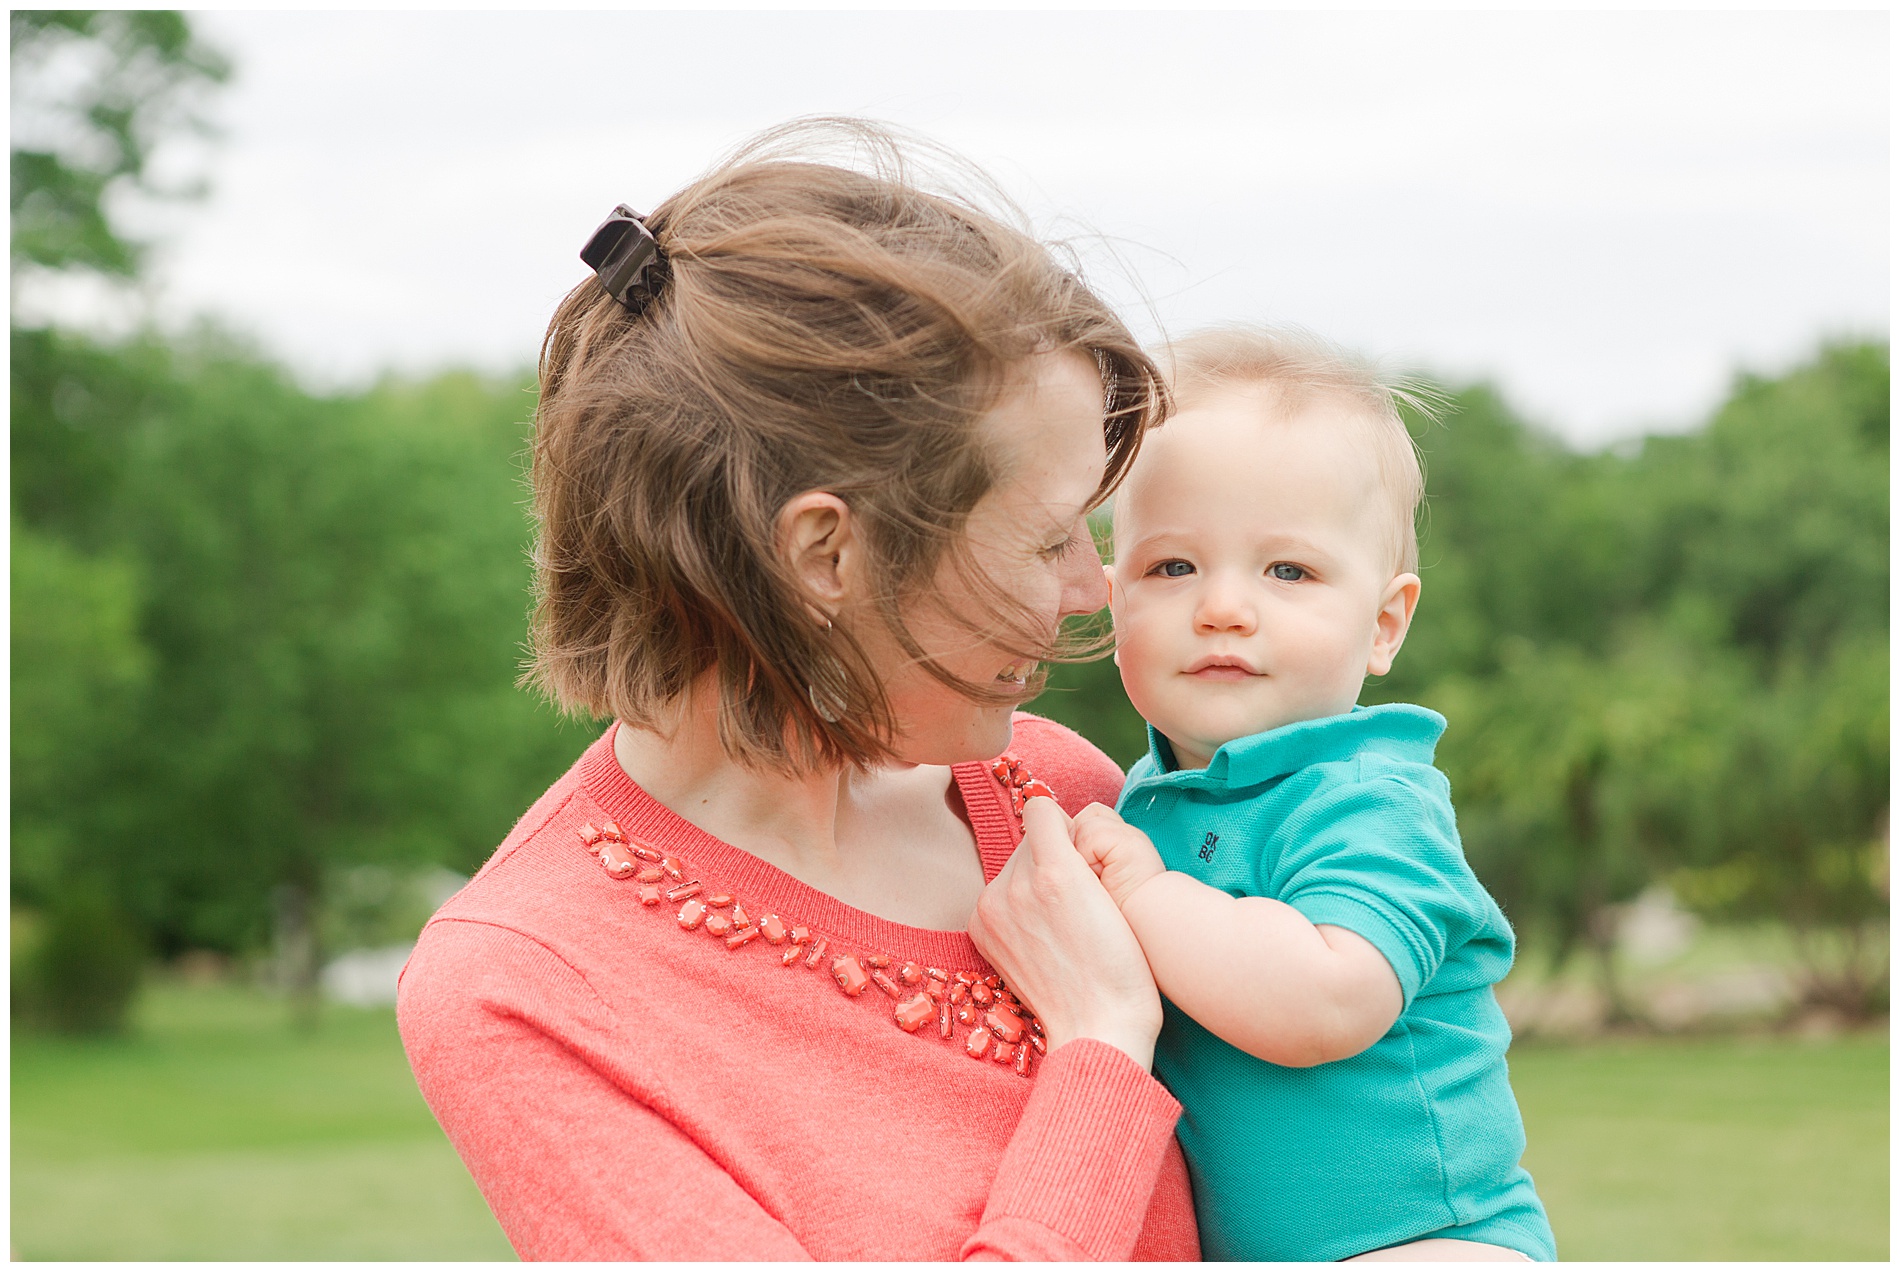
[527,120,1164,773]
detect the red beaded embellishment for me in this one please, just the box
[574,754,1053,1077]
[894,993,935,1033]
[831,954,870,997]
[989,752,1060,819]
[985,1006,1025,1044]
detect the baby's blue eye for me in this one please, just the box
[1154,560,1195,578]
[1269,563,1307,582]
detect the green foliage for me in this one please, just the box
[10,325,186,545]
[1425,628,1758,1015]
[11,519,150,905]
[15,887,146,1034]
[11,327,595,978]
[10,10,229,277]
[1034,654,1149,770]
[1624,345,1889,663]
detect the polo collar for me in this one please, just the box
[1141,702,1447,790]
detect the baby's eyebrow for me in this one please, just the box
[1255,534,1332,558]
[1125,519,1239,548]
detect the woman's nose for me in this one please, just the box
[1058,533,1110,618]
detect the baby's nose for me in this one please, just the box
[1193,584,1257,634]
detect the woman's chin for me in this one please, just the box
[888,704,1018,767]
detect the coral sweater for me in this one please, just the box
[398,714,1199,1261]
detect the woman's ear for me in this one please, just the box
[776,491,856,617]
[1367,572,1421,677]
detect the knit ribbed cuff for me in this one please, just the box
[979,1038,1182,1261]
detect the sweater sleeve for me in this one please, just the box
[400,918,1184,1262]
[964,1039,1186,1260]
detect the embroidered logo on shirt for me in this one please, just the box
[1199,831,1220,861]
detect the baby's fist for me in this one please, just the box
[1071,803,1166,910]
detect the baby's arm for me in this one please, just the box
[1070,803,1403,1068]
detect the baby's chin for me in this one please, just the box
[1156,715,1286,767]
[1164,687,1375,757]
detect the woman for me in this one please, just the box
[397,122,1197,1260]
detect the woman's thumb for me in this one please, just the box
[1019,795,1074,862]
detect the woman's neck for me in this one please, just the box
[609,683,985,926]
[612,694,859,872]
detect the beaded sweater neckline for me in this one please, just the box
[575,725,1055,1076]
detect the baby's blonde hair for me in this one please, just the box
[1159,325,1434,574]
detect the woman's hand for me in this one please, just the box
[968,797,1164,1072]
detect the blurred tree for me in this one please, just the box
[11,520,149,900]
[1428,629,1748,1020]
[11,520,152,1029]
[11,324,186,546]
[12,10,227,1033]
[10,9,228,278]
[13,325,592,1027]
[1671,633,1889,1017]
[18,885,146,1034]
[102,342,591,1019]
[1622,343,1889,664]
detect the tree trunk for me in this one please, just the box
[1585,905,1641,1028]
[272,877,321,1031]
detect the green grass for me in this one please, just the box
[11,979,513,1260]
[1513,1034,1889,1260]
[11,981,1889,1260]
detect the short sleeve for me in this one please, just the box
[1008,712,1126,814]
[1268,774,1493,1007]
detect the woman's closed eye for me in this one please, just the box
[1041,527,1086,561]
[1147,559,1195,579]
[1268,562,1308,582]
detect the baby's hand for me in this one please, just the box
[1071,804,1167,911]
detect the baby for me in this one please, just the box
[1072,327,1555,1262]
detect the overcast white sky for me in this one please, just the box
[53,10,1894,446]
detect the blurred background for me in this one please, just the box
[10,9,1887,1261]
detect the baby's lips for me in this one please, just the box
[1184,655,1264,676]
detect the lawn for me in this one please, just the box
[1513,1033,1889,1260]
[11,980,1890,1260]
[11,980,512,1260]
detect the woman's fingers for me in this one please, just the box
[970,797,1163,1071]
[1017,794,1075,865]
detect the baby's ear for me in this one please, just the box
[1367,573,1422,677]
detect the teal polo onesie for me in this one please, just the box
[1118,703,1555,1262]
